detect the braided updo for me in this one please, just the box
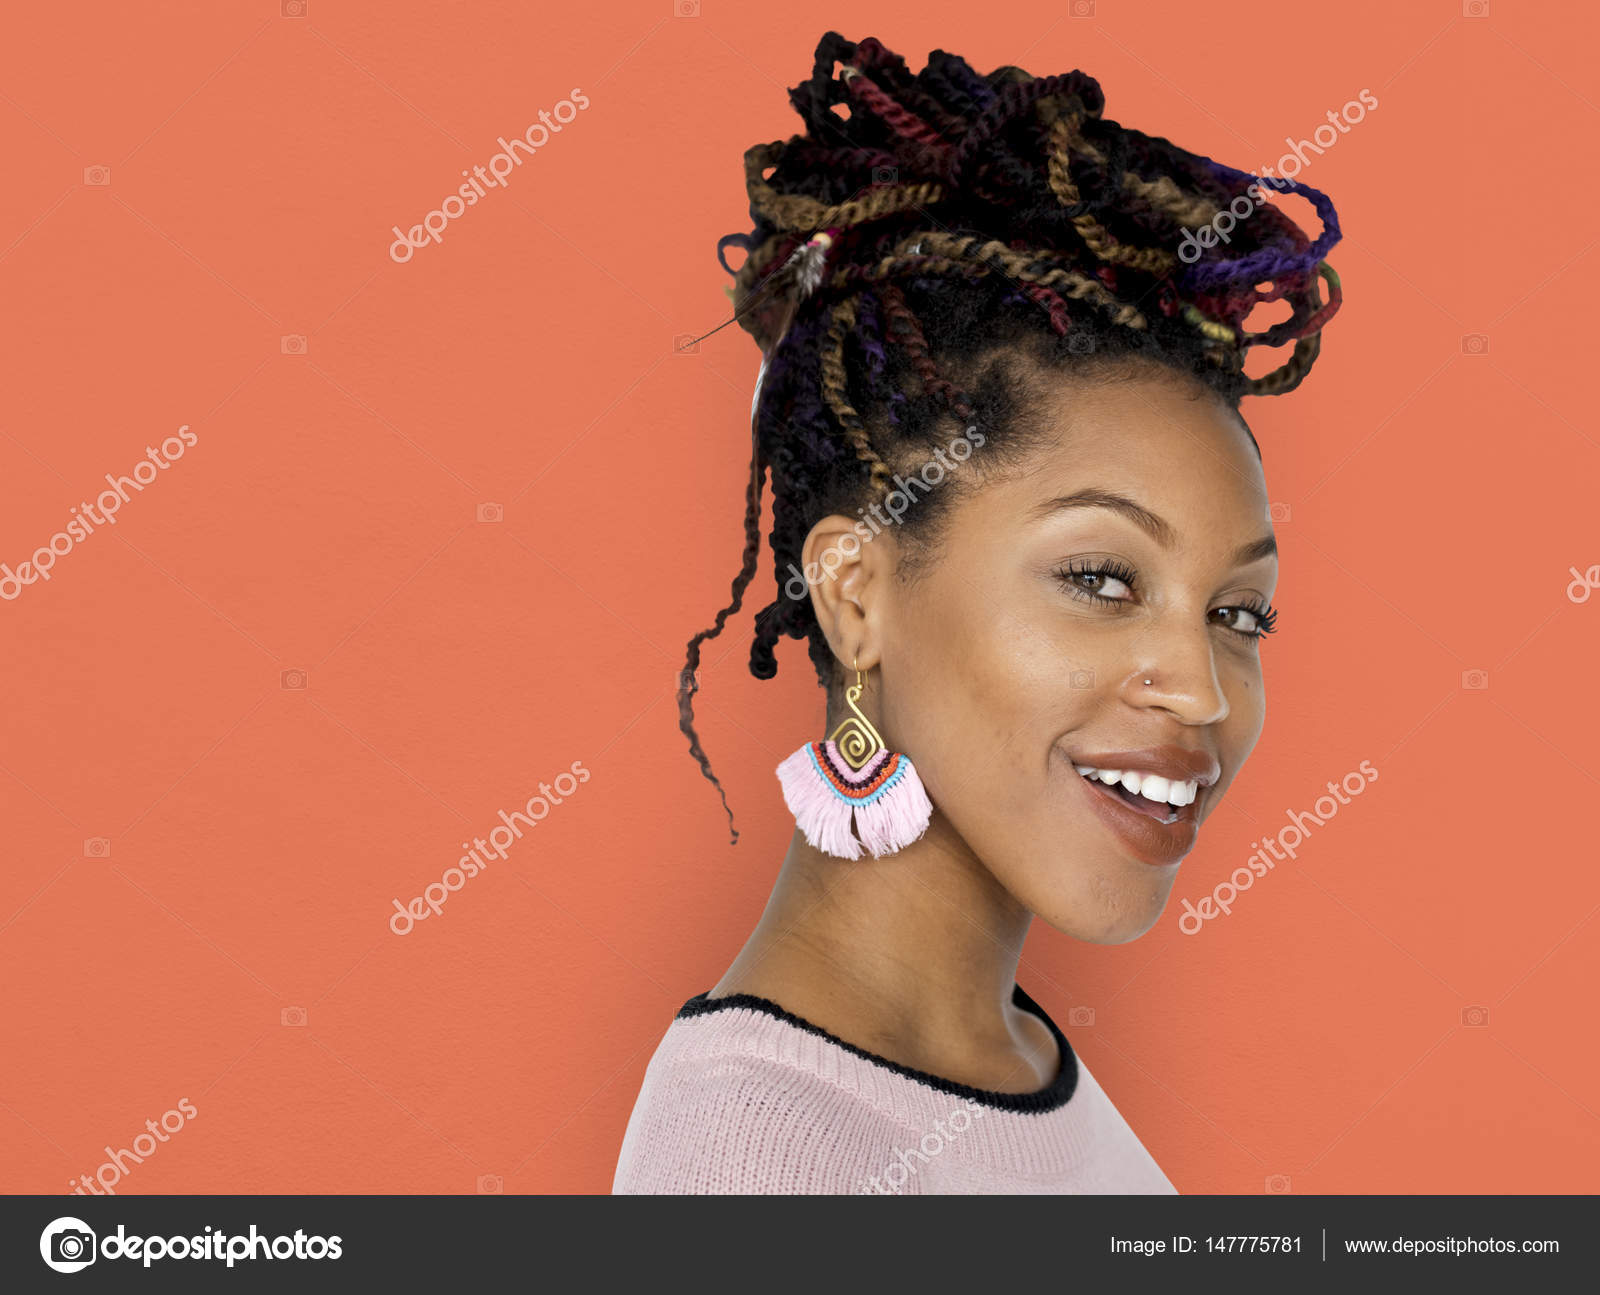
[680,31,1344,841]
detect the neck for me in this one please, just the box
[709,813,1034,1054]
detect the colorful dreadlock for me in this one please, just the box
[680,31,1344,842]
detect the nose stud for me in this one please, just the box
[1143,678,1152,685]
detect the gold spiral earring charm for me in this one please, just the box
[828,663,884,771]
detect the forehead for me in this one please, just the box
[957,366,1272,541]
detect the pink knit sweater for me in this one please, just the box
[612,984,1176,1194]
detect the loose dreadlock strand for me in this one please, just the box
[1120,170,1224,230]
[789,30,859,132]
[1044,115,1178,275]
[1243,331,1321,397]
[741,140,945,239]
[820,295,893,490]
[840,65,945,150]
[922,48,995,120]
[676,425,767,844]
[1242,263,1338,394]
[910,232,1150,329]
[1020,281,1073,336]
[947,72,1105,184]
[877,282,975,423]
[678,31,1345,837]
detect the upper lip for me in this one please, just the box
[1066,746,1221,787]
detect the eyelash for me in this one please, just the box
[1054,559,1279,642]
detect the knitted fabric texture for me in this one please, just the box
[612,983,1176,1194]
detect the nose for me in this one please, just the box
[1121,618,1230,725]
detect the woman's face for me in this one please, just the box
[875,360,1277,943]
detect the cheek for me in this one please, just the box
[1216,661,1267,778]
[883,582,1031,775]
[1231,664,1266,727]
[884,588,1095,813]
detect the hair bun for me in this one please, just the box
[719,30,1339,392]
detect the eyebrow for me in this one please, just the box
[1027,487,1278,566]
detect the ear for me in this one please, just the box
[800,512,897,672]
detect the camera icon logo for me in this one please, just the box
[40,1217,97,1273]
[478,1173,503,1193]
[477,502,503,523]
[1461,1005,1489,1027]
[675,0,700,16]
[672,333,699,355]
[83,837,111,858]
[1071,0,1096,15]
[871,166,898,186]
[677,669,697,693]
[282,0,308,14]
[1461,668,1490,691]
[1067,1006,1095,1027]
[1265,1173,1292,1194]
[1066,333,1095,354]
[281,1006,307,1026]
[281,669,308,690]
[83,166,111,186]
[1461,333,1489,355]
[280,334,308,355]
[1269,501,1291,523]
[1069,668,1094,689]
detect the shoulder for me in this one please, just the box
[611,1007,913,1195]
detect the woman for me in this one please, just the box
[613,31,1341,1194]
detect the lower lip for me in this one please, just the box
[1070,765,1199,867]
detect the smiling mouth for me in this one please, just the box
[1071,765,1199,825]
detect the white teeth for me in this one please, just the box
[1075,765,1200,807]
[1139,774,1171,803]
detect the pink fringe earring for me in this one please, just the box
[775,662,933,860]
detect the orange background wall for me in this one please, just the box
[2,0,1596,1195]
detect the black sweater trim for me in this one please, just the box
[676,982,1079,1114]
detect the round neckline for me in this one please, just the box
[676,981,1079,1114]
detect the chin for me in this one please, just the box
[1042,905,1166,946]
[1015,861,1178,945]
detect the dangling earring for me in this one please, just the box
[775,660,933,860]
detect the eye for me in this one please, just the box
[1055,558,1138,607]
[1210,601,1279,640]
